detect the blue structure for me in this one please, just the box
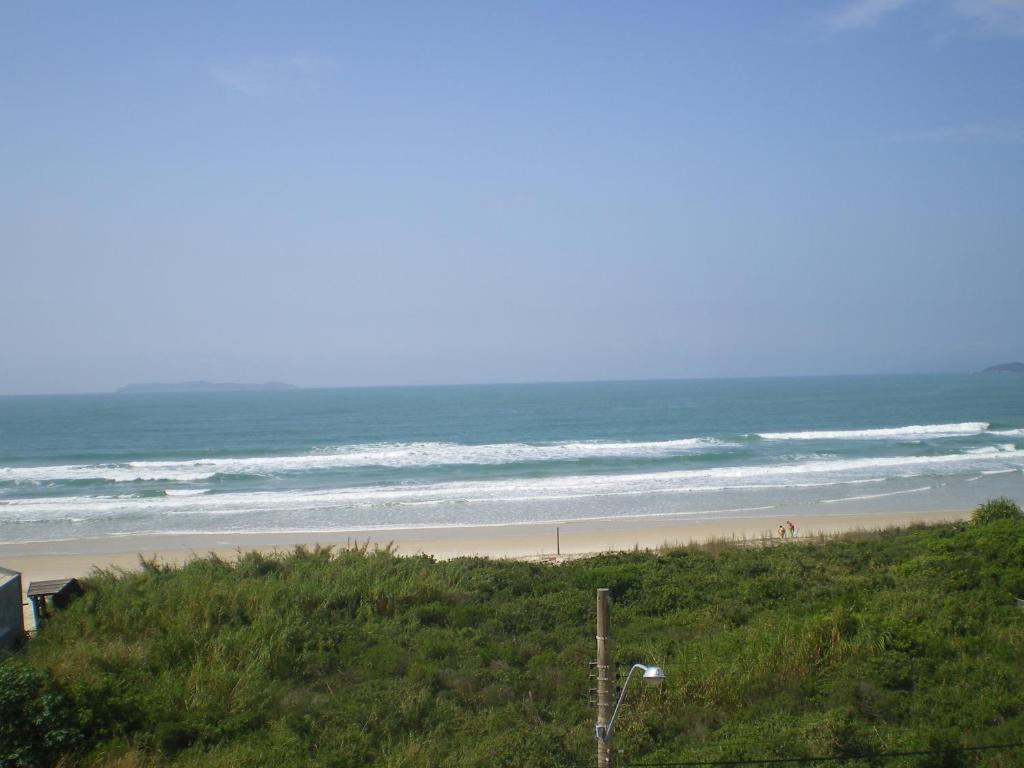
[0,565,25,649]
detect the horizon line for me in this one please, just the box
[0,368,1001,398]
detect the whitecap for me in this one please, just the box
[0,438,736,483]
[821,486,932,504]
[2,446,1022,526]
[758,422,990,441]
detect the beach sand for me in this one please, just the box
[1,508,968,586]
[1,508,969,633]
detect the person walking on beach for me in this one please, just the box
[787,520,796,538]
[779,524,786,540]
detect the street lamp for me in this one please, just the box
[595,663,665,743]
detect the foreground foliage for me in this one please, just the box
[0,663,84,768]
[3,513,1023,767]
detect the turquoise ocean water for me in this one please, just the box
[1,375,1023,544]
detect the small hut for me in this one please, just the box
[0,565,25,649]
[27,578,83,628]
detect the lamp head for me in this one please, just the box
[641,665,665,687]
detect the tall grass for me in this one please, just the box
[3,516,1023,767]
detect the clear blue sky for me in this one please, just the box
[2,1,1023,394]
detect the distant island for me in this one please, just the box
[117,381,297,393]
[982,362,1024,373]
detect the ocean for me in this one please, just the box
[1,375,1023,544]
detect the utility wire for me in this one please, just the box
[623,740,1024,767]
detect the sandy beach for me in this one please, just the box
[0,508,969,587]
[0,506,974,641]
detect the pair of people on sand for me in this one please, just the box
[778,520,796,539]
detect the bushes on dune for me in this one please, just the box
[3,501,1023,767]
[971,496,1023,525]
[0,661,86,768]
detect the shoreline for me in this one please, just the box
[0,508,968,586]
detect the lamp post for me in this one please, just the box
[595,588,664,767]
[595,664,666,744]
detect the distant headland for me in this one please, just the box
[117,381,298,394]
[982,362,1024,373]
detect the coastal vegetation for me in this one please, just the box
[2,504,1023,767]
[971,496,1023,525]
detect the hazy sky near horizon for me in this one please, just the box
[3,1,1024,394]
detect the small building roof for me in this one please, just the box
[0,566,20,585]
[27,578,81,598]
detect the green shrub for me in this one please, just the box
[971,497,1023,525]
[0,660,85,768]
[8,525,1024,767]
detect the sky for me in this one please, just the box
[2,1,1023,395]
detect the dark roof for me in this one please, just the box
[0,565,20,578]
[27,578,81,598]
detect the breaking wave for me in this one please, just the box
[758,422,990,441]
[2,445,1021,525]
[0,438,735,484]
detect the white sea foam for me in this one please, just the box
[2,446,1022,526]
[6,505,790,544]
[758,422,990,441]
[0,438,734,483]
[4,425,1016,485]
[965,444,1016,455]
[821,486,932,504]
[164,489,211,496]
[989,428,1024,437]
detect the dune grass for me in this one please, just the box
[2,513,1023,767]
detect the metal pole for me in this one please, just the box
[557,527,561,557]
[596,588,613,768]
